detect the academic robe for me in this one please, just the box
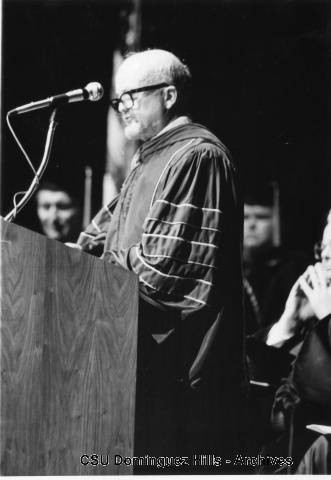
[77,122,247,471]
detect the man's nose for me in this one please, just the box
[322,242,331,263]
[246,218,256,229]
[48,206,59,221]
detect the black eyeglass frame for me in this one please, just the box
[110,82,171,112]
[314,240,331,261]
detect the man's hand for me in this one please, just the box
[65,242,83,250]
[299,263,331,320]
[66,232,106,256]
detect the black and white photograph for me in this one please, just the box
[1,0,331,475]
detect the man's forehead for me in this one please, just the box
[115,57,161,94]
[244,204,273,213]
[323,224,331,243]
[38,190,71,203]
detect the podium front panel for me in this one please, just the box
[0,219,139,475]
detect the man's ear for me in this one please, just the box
[163,85,177,110]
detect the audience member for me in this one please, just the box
[35,181,82,243]
[259,221,331,473]
[243,213,330,467]
[243,184,307,334]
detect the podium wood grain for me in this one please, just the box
[0,219,138,475]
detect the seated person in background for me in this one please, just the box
[244,211,328,459]
[243,183,307,334]
[36,181,82,243]
[260,221,331,473]
[249,215,331,381]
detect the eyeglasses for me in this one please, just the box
[314,240,331,261]
[110,82,170,112]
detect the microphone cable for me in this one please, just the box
[6,111,40,219]
[4,109,58,222]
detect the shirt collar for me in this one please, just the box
[154,116,191,138]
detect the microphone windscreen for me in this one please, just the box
[85,82,104,102]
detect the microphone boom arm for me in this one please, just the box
[8,82,103,116]
[4,109,59,222]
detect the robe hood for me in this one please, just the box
[140,122,228,160]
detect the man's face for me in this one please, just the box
[327,208,331,225]
[321,224,331,281]
[243,204,274,250]
[37,190,79,241]
[115,61,168,142]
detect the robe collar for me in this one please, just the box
[139,120,226,162]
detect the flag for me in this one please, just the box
[103,0,141,204]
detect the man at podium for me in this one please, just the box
[72,49,246,473]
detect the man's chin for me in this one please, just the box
[123,124,141,141]
[244,241,262,249]
[44,229,64,241]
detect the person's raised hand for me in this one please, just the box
[299,263,331,320]
[267,273,314,346]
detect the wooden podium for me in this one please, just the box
[0,219,139,475]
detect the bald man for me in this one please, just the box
[75,49,246,472]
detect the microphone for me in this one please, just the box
[9,82,104,116]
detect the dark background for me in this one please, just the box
[2,0,331,253]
